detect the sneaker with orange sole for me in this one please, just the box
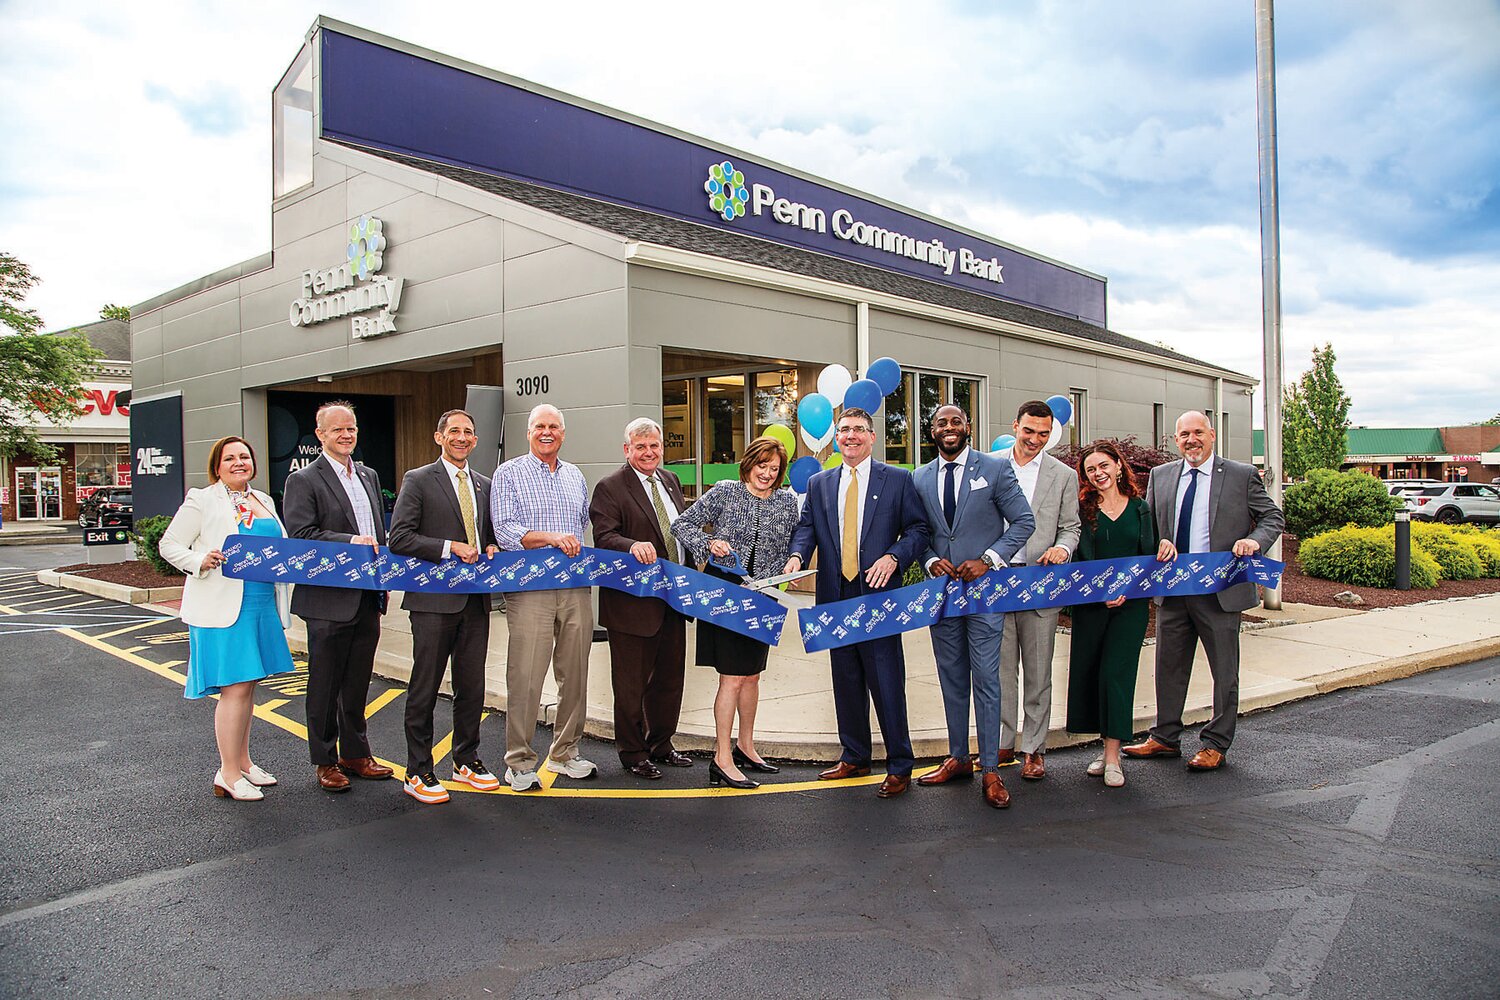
[403,772,450,804]
[452,760,501,791]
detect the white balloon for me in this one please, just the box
[1040,418,1067,453]
[799,425,824,452]
[817,364,853,406]
[819,425,837,450]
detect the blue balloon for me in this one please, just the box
[991,434,1017,453]
[843,378,884,415]
[1046,394,1072,426]
[797,393,834,439]
[789,456,822,494]
[866,357,902,396]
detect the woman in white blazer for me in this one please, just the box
[160,436,294,802]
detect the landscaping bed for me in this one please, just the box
[55,560,184,589]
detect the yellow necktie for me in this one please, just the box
[842,466,859,581]
[455,469,478,547]
[648,477,679,563]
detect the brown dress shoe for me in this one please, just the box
[1187,747,1226,770]
[317,764,351,792]
[1021,752,1046,780]
[996,748,1016,765]
[1121,736,1181,758]
[982,772,1011,809]
[338,756,394,780]
[818,761,872,780]
[916,756,974,786]
[876,774,910,798]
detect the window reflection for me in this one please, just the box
[273,45,314,198]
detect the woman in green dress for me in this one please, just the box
[1066,441,1163,788]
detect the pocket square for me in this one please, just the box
[969,476,989,490]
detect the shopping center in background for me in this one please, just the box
[127,18,1256,518]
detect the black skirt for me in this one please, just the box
[695,564,770,676]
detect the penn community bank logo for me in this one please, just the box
[704,161,748,222]
[346,216,387,280]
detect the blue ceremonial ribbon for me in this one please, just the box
[796,552,1284,653]
[219,537,789,645]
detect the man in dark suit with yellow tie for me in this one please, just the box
[784,406,930,798]
[387,409,500,805]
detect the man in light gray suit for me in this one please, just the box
[996,400,1082,781]
[914,404,1034,809]
[1124,410,1284,770]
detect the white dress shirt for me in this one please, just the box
[320,452,378,540]
[1174,458,1214,553]
[925,447,1003,570]
[1008,451,1042,507]
[836,456,873,544]
[634,467,679,521]
[439,456,481,558]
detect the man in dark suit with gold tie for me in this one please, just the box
[387,409,500,805]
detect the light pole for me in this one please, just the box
[1255,0,1285,610]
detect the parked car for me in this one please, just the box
[1384,478,1443,497]
[1406,483,1500,524]
[77,487,133,528]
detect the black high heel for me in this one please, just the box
[734,746,780,774]
[708,759,758,789]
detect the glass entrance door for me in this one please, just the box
[16,468,63,519]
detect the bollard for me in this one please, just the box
[1394,511,1411,591]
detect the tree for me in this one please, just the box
[99,303,130,322]
[1282,342,1351,477]
[1481,412,1500,426]
[0,253,102,462]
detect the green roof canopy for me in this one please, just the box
[1253,427,1447,458]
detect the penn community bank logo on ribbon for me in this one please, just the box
[704,161,748,222]
[346,216,387,280]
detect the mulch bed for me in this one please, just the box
[55,561,185,589]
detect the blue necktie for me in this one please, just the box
[1176,468,1201,552]
[943,462,958,529]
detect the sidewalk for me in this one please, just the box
[264,590,1500,761]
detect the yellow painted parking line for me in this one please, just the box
[364,687,402,718]
[95,619,162,640]
[430,729,455,768]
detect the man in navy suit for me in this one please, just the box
[785,407,930,798]
[913,404,1034,809]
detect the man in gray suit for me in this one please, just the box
[283,401,394,792]
[387,409,501,805]
[1124,410,1284,770]
[914,404,1034,809]
[996,400,1082,781]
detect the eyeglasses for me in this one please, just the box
[836,425,873,436]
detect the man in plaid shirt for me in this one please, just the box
[490,403,596,792]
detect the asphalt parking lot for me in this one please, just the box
[1,563,1497,999]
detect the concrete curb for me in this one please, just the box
[37,570,184,606]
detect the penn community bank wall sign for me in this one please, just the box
[288,216,404,339]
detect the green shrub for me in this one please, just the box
[129,514,184,578]
[1409,521,1484,580]
[1283,469,1403,538]
[1298,525,1440,589]
[1451,525,1500,577]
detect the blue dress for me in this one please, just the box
[184,516,295,699]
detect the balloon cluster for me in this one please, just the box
[760,358,903,494]
[989,394,1074,454]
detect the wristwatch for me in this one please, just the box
[981,552,1000,570]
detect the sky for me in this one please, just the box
[2,0,1497,427]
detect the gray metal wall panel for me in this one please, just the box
[503,289,626,363]
[272,184,348,250]
[503,221,565,260]
[628,284,853,364]
[163,334,241,385]
[349,313,503,370]
[503,243,623,312]
[161,298,241,355]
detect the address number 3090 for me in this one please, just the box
[514,375,550,397]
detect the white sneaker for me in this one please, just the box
[506,767,542,792]
[545,756,597,779]
[452,759,501,792]
[1086,755,1106,778]
[1104,763,1125,788]
[213,769,264,801]
[242,764,277,787]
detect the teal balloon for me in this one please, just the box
[866,357,902,395]
[789,456,822,494]
[843,378,883,414]
[1046,394,1072,426]
[797,393,834,439]
[991,434,1016,453]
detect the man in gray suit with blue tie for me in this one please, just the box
[1125,410,1284,771]
[913,404,1034,809]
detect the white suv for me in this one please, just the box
[1406,483,1500,524]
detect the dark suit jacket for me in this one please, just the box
[1147,456,1285,613]
[387,459,498,614]
[284,454,389,621]
[789,461,930,604]
[589,464,687,638]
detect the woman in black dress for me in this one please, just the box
[1066,440,1161,788]
[673,437,799,789]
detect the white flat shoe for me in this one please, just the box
[1086,755,1106,777]
[1104,763,1125,788]
[214,770,264,801]
[243,764,277,787]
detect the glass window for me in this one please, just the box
[1069,389,1088,448]
[661,379,697,497]
[74,443,129,498]
[884,373,913,466]
[273,45,314,198]
[885,370,979,467]
[1153,403,1166,449]
[702,375,745,487]
[753,369,798,437]
[917,374,949,465]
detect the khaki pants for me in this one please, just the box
[503,588,593,772]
